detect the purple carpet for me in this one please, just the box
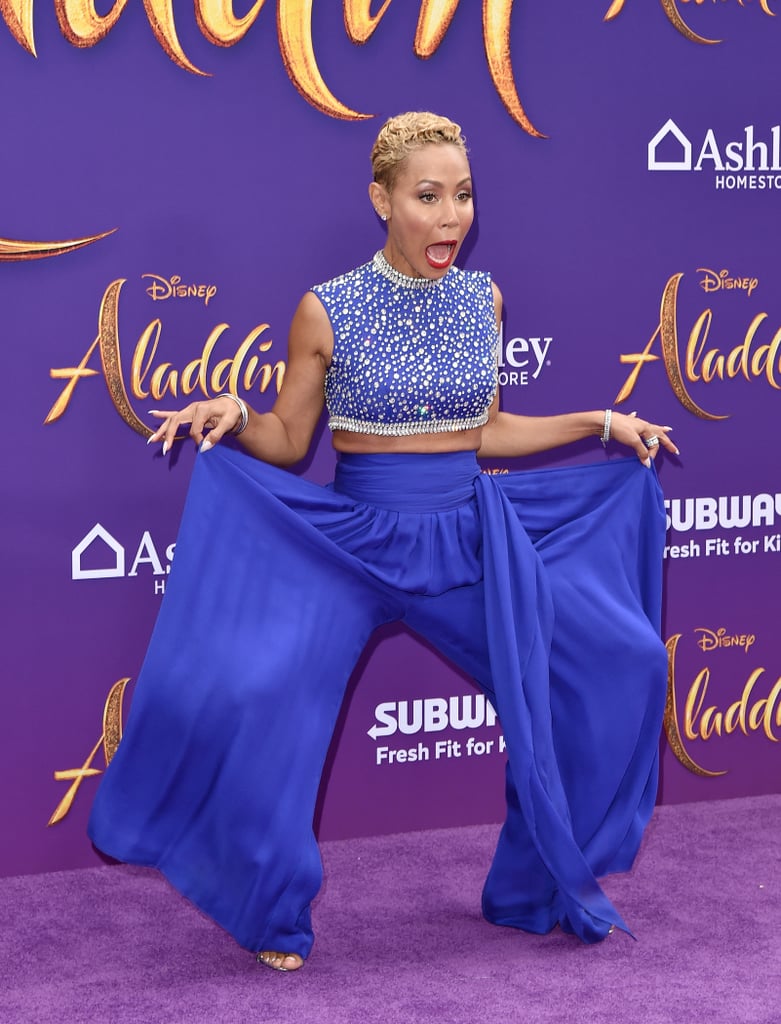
[3,795,779,1024]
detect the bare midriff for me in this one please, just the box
[331,427,483,455]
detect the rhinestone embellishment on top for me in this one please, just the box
[313,254,499,437]
[372,250,444,290]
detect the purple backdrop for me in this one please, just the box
[2,1,780,877]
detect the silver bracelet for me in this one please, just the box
[600,408,612,448]
[217,393,249,435]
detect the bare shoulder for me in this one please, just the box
[291,289,331,332]
[490,279,503,321]
[288,290,333,364]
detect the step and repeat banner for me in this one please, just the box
[2,2,780,877]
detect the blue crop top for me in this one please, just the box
[311,251,499,436]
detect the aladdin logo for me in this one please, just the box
[648,119,781,190]
[698,268,758,297]
[72,523,174,590]
[615,272,781,418]
[606,0,776,45]
[45,279,285,438]
[664,633,781,778]
[0,1,542,137]
[143,274,217,307]
[665,493,781,532]
[497,326,552,387]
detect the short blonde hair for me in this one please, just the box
[370,112,468,191]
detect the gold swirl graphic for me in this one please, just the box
[2,0,208,72]
[344,0,393,44]
[141,0,208,75]
[663,635,726,778]
[0,228,115,262]
[482,0,544,139]
[604,0,720,45]
[277,0,370,120]
[659,273,728,422]
[97,279,154,438]
[661,0,720,45]
[413,0,544,137]
[603,0,625,18]
[0,0,36,54]
[102,677,130,763]
[413,0,459,55]
[54,0,129,47]
[48,678,131,826]
[195,0,267,47]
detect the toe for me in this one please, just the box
[256,950,304,972]
[280,954,304,971]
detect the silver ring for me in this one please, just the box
[644,435,660,449]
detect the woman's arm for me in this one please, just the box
[479,283,678,464]
[477,407,676,463]
[149,291,332,467]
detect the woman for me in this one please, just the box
[88,112,676,972]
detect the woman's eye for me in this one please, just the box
[457,191,473,202]
[419,192,437,203]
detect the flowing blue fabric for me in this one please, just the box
[88,447,667,956]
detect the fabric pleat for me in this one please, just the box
[88,446,666,955]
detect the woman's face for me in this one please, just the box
[371,143,474,279]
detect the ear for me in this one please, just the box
[368,181,389,221]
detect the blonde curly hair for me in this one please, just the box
[370,112,468,191]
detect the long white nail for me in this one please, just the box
[643,457,651,468]
[162,441,169,456]
[146,435,155,445]
[200,439,213,453]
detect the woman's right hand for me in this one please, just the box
[148,395,245,454]
[144,290,332,466]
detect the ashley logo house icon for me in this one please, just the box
[72,524,125,580]
[648,119,692,171]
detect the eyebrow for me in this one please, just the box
[414,177,473,187]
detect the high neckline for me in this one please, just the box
[372,251,447,290]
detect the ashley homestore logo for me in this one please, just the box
[648,119,781,191]
[72,523,174,592]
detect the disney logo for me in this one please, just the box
[697,268,758,297]
[695,627,756,655]
[142,274,217,306]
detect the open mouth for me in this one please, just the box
[425,242,456,269]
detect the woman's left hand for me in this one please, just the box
[609,411,679,466]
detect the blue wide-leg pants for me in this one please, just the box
[88,446,667,956]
